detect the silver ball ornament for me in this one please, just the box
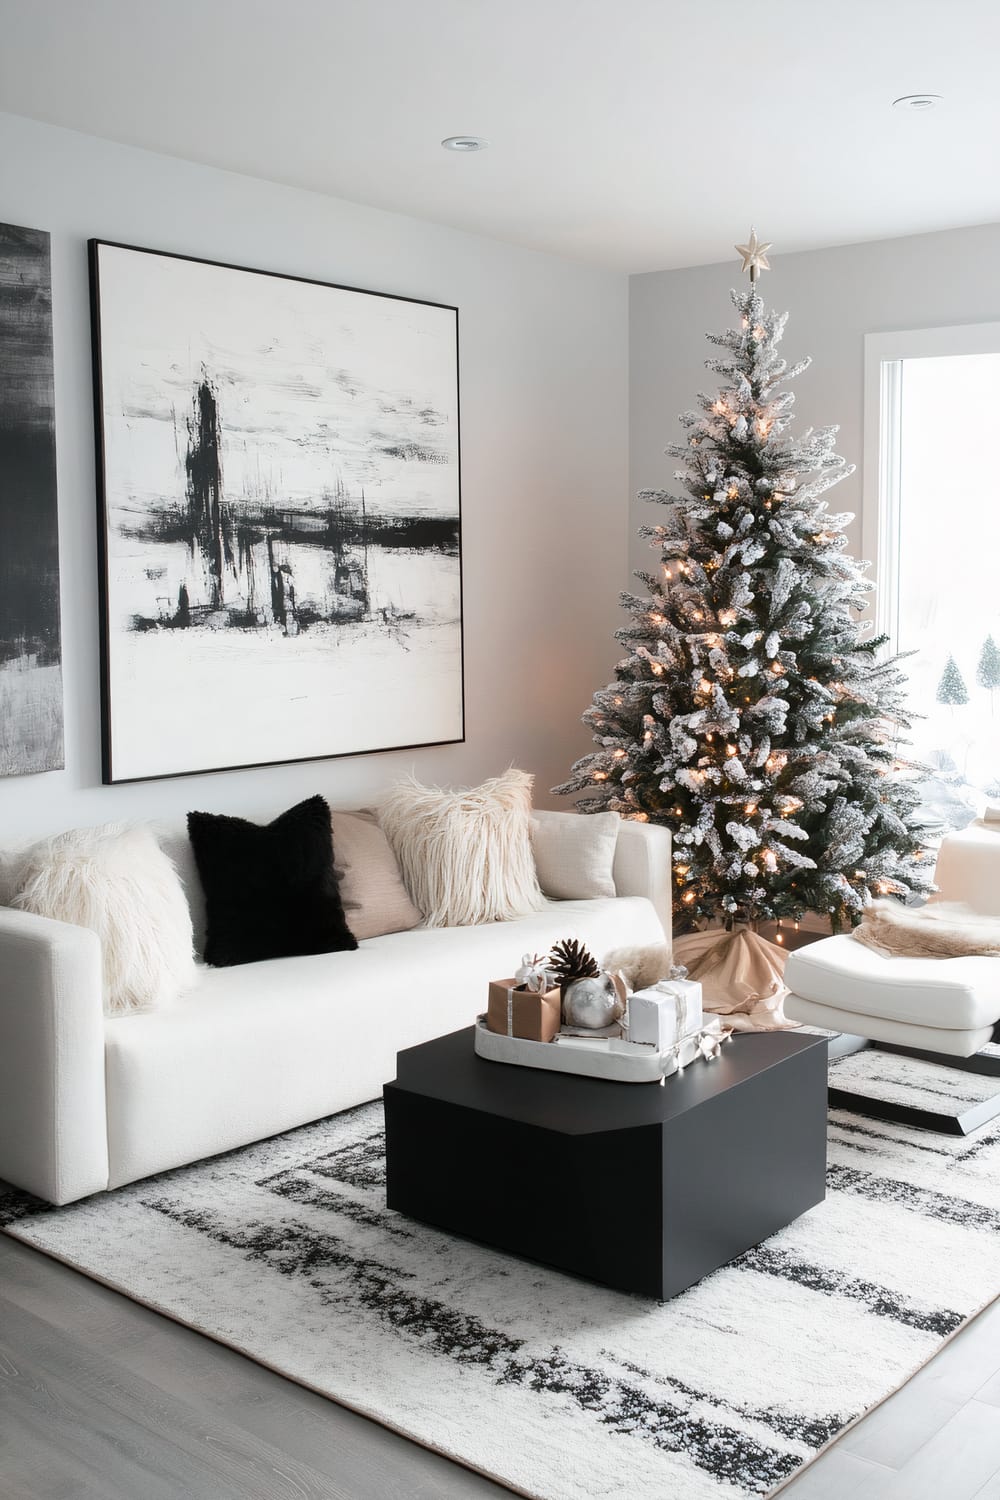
[562,972,625,1030]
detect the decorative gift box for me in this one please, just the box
[628,976,703,1051]
[486,979,562,1043]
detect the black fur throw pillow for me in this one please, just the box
[187,796,358,967]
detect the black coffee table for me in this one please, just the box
[383,1026,827,1300]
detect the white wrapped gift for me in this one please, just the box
[628,976,703,1051]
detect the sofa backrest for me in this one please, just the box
[1,807,671,961]
[154,824,209,958]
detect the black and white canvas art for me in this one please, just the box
[0,222,64,776]
[90,241,463,782]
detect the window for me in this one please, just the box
[865,323,1000,834]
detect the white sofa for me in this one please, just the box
[0,812,670,1206]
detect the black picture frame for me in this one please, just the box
[90,239,464,784]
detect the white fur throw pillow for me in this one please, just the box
[378,769,545,927]
[14,824,197,1014]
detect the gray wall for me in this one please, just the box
[629,222,1000,580]
[0,111,628,841]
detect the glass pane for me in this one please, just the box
[897,352,1000,833]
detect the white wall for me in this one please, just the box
[0,112,628,841]
[629,222,1000,580]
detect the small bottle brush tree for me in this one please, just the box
[556,240,931,934]
[936,654,969,708]
[976,635,1000,712]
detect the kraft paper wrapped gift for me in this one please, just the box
[486,979,561,1042]
[628,977,703,1050]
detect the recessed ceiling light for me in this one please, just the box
[441,136,489,152]
[892,94,942,111]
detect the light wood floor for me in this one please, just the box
[2,1236,999,1500]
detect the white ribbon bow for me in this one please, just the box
[514,952,553,994]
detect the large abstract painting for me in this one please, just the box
[0,222,64,776]
[90,241,463,783]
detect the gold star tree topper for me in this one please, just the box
[735,228,772,283]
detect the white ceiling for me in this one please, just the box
[1,0,998,273]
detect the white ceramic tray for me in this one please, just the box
[473,1015,704,1084]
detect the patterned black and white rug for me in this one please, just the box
[4,1077,1000,1500]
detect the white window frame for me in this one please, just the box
[863,322,1000,650]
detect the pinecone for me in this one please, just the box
[548,937,600,986]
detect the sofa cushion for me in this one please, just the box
[784,934,1000,1032]
[531,809,619,900]
[187,796,357,967]
[331,810,422,940]
[378,768,545,927]
[13,823,196,1015]
[103,895,665,1189]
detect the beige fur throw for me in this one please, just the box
[602,942,673,992]
[852,899,1000,960]
[378,768,545,928]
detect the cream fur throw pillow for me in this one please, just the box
[852,899,1000,960]
[15,824,197,1014]
[378,769,545,927]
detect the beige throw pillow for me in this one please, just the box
[531,809,619,900]
[14,823,197,1015]
[378,768,546,928]
[331,809,423,940]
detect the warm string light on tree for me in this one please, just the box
[555,232,930,932]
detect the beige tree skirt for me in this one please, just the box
[672,927,795,1031]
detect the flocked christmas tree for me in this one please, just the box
[556,232,931,935]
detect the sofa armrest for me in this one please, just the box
[612,819,672,941]
[0,908,108,1204]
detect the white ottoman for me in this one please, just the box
[784,935,1000,1058]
